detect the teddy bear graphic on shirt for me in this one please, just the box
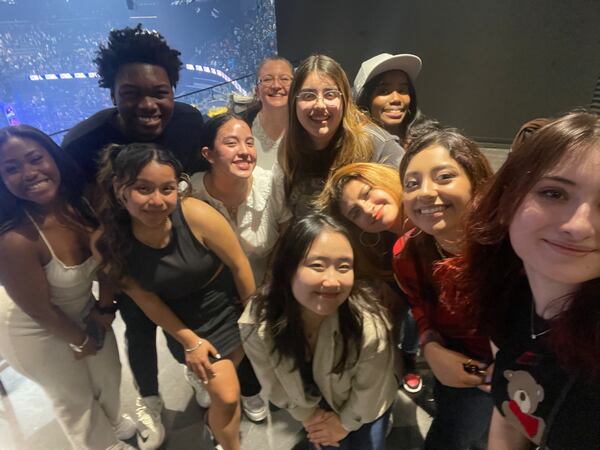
[501,369,546,445]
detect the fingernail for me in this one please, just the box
[202,379,208,385]
[215,353,221,359]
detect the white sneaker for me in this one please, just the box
[114,413,137,440]
[185,366,211,408]
[241,394,267,422]
[135,396,165,450]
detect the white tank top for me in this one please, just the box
[0,213,98,334]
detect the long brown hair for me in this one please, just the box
[460,111,600,377]
[281,54,375,198]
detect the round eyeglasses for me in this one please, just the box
[296,89,343,104]
[258,75,293,87]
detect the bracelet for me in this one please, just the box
[95,302,118,315]
[69,335,90,353]
[184,339,203,353]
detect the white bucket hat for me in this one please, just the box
[353,53,422,100]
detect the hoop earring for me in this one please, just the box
[359,231,381,248]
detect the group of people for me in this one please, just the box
[0,23,598,450]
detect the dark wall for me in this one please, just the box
[275,0,600,142]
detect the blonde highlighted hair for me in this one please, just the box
[281,54,375,197]
[315,162,402,224]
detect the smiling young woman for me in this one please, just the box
[461,111,600,450]
[240,214,396,450]
[0,125,135,450]
[394,128,494,449]
[353,53,422,143]
[242,56,294,170]
[94,142,255,450]
[192,113,291,286]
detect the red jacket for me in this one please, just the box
[392,230,492,362]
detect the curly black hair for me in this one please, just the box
[94,24,182,90]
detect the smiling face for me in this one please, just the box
[0,136,61,206]
[202,118,256,179]
[402,145,472,241]
[120,160,178,228]
[295,71,344,150]
[509,145,600,288]
[369,70,411,133]
[291,228,354,318]
[340,178,400,233]
[256,59,293,110]
[112,63,174,141]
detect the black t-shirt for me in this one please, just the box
[61,101,206,183]
[492,291,600,449]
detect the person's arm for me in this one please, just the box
[422,341,487,388]
[87,271,118,331]
[239,312,318,422]
[306,313,396,447]
[182,198,255,302]
[90,228,218,380]
[0,231,96,358]
[337,314,396,431]
[488,407,530,450]
[122,277,219,382]
[393,247,487,388]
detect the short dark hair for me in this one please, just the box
[0,125,88,233]
[95,24,182,91]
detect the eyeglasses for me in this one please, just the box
[296,89,343,104]
[258,75,293,86]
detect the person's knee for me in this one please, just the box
[209,383,240,408]
[207,362,241,408]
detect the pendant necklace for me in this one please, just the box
[530,302,550,340]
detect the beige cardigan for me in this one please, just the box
[238,300,397,431]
